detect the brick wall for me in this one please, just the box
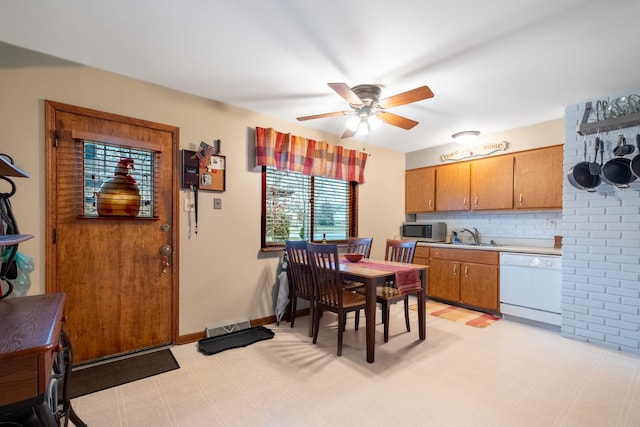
[563,89,640,354]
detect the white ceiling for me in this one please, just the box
[1,0,640,153]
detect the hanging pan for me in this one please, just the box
[602,135,637,188]
[568,138,601,191]
[630,133,640,179]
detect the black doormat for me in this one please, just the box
[68,348,179,398]
[198,326,275,355]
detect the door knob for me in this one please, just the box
[159,245,172,274]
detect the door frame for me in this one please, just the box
[44,100,180,345]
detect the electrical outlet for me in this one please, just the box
[183,199,194,212]
[214,198,222,210]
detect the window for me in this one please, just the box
[82,141,157,218]
[262,166,356,248]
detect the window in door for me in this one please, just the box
[261,166,356,249]
[82,141,158,218]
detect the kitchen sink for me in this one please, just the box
[451,242,501,247]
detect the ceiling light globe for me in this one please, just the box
[347,116,361,132]
[452,130,480,144]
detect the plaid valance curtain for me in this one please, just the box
[255,127,368,183]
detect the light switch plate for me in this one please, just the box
[214,198,222,210]
[183,199,194,212]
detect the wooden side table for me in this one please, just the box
[0,293,72,426]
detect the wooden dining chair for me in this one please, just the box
[358,239,418,342]
[306,242,366,356]
[343,237,373,292]
[346,237,373,257]
[285,240,315,337]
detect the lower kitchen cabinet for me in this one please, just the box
[460,262,498,310]
[413,245,430,266]
[429,259,460,301]
[429,248,499,311]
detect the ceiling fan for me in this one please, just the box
[296,83,434,138]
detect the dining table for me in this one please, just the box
[339,258,429,363]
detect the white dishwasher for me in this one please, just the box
[500,252,562,328]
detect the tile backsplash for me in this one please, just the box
[414,210,562,247]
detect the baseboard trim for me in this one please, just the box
[177,308,310,344]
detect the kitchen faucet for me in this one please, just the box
[459,227,479,244]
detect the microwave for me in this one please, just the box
[401,222,446,242]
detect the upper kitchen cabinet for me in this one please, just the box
[435,162,470,211]
[405,167,435,213]
[513,145,563,209]
[470,155,514,210]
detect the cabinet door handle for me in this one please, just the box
[463,197,467,207]
[453,264,457,275]
[519,193,523,206]
[464,265,468,277]
[474,196,478,208]
[428,199,432,209]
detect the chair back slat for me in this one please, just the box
[285,240,313,299]
[346,237,373,258]
[385,239,417,263]
[307,243,342,309]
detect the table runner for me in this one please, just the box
[341,258,422,294]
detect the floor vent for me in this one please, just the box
[205,321,251,338]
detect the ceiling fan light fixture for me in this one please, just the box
[368,115,382,130]
[452,130,480,144]
[356,118,370,135]
[347,116,361,132]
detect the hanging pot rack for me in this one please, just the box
[578,101,640,136]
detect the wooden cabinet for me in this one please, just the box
[470,155,514,210]
[435,162,470,211]
[405,167,435,213]
[404,146,563,213]
[413,245,430,266]
[460,262,499,310]
[0,293,65,425]
[429,247,499,311]
[429,258,461,301]
[513,145,563,209]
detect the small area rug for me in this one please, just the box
[198,326,275,355]
[69,348,179,398]
[409,300,500,328]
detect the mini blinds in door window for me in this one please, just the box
[83,142,158,218]
[264,166,351,246]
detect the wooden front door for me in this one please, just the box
[44,101,179,363]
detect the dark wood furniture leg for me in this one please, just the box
[365,277,376,363]
[418,270,426,340]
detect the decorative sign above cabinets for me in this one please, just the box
[440,141,509,162]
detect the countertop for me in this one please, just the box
[417,242,562,256]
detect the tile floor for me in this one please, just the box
[71,303,640,426]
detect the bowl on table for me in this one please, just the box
[344,253,364,262]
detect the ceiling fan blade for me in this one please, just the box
[328,83,363,105]
[377,111,419,130]
[341,127,357,139]
[297,111,350,121]
[377,85,434,109]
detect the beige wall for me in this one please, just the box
[406,119,564,169]
[0,42,406,335]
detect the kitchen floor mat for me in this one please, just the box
[409,300,500,328]
[198,326,275,355]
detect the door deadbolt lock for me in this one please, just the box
[159,245,172,256]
